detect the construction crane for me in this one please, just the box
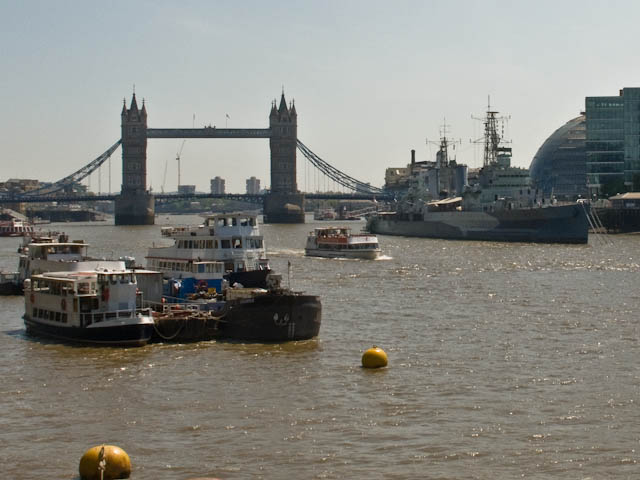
[161,159,168,193]
[176,139,186,189]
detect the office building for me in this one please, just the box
[585,87,640,196]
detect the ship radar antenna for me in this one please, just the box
[426,118,461,168]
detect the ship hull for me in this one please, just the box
[152,293,322,343]
[305,248,380,260]
[24,316,154,347]
[367,204,589,244]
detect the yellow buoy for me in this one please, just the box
[361,346,388,368]
[79,445,131,480]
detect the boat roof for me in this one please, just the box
[28,241,89,247]
[428,196,463,206]
[201,211,259,219]
[36,269,132,280]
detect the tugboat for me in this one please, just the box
[23,269,154,346]
[305,226,381,259]
[146,212,271,300]
[151,273,322,343]
[367,104,590,244]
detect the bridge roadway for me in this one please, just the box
[0,191,394,204]
[146,128,271,139]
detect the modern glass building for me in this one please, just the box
[529,115,587,199]
[585,87,640,196]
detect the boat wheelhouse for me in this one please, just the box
[23,269,154,346]
[304,226,381,259]
[17,235,130,285]
[146,212,271,299]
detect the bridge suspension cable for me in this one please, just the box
[296,140,384,194]
[23,140,122,196]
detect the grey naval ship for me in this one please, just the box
[367,107,590,244]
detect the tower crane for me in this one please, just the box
[176,139,186,189]
[161,159,168,193]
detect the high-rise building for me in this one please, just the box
[246,176,260,194]
[210,176,225,194]
[585,87,640,196]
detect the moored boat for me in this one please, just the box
[304,226,381,259]
[23,269,154,346]
[146,212,271,300]
[151,276,322,343]
[367,105,589,244]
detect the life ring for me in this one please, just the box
[61,298,66,311]
[101,287,110,302]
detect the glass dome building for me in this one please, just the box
[529,115,588,199]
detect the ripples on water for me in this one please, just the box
[1,217,638,479]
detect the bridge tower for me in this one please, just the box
[263,92,305,223]
[115,94,155,225]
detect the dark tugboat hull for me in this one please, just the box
[24,317,154,347]
[152,293,322,343]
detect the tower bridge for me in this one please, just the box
[4,92,388,224]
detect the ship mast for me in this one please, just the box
[472,97,510,167]
[426,118,461,169]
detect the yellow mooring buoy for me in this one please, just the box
[361,346,388,368]
[79,444,131,480]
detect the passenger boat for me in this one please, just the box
[146,212,271,300]
[23,269,154,346]
[304,226,381,259]
[0,219,34,237]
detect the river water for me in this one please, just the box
[1,215,638,479]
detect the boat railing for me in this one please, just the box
[82,307,151,326]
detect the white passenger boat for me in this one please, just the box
[23,269,154,346]
[146,212,271,300]
[304,226,381,259]
[0,219,34,237]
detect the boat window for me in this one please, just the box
[221,239,231,249]
[61,313,67,323]
[205,240,213,249]
[232,217,237,226]
[224,262,233,272]
[232,237,242,248]
[198,264,205,273]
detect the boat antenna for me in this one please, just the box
[287,260,291,288]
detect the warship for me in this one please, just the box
[367,106,589,244]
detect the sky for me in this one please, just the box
[2,0,640,194]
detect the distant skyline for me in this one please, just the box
[2,0,640,193]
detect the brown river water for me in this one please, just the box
[0,215,638,479]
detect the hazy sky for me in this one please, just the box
[2,0,639,193]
